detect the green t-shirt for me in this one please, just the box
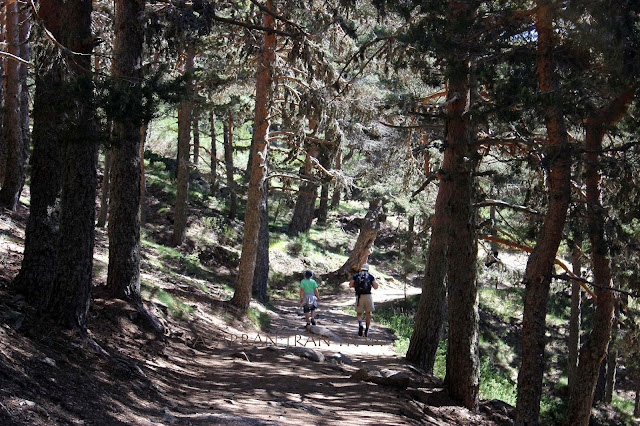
[300,278,318,293]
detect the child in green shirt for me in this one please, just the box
[299,270,319,326]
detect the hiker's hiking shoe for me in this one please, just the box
[358,324,364,336]
[364,328,369,337]
[306,322,310,327]
[310,318,316,326]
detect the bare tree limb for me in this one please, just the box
[474,199,541,215]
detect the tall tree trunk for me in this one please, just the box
[139,121,148,225]
[107,0,162,334]
[252,179,269,302]
[172,45,194,246]
[230,1,275,309]
[406,8,479,404]
[316,145,332,225]
[42,0,97,329]
[568,244,583,393]
[515,3,573,423]
[0,1,24,210]
[604,305,619,404]
[0,8,6,186]
[405,215,415,257]
[12,21,64,307]
[192,114,200,165]
[223,115,237,219]
[563,88,633,426]
[288,145,319,235]
[97,145,112,228]
[442,8,479,408]
[406,188,448,372]
[209,111,217,193]
[593,359,607,403]
[635,379,640,417]
[335,199,383,279]
[19,5,30,186]
[330,148,342,209]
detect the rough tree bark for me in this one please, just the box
[12,4,64,306]
[0,10,5,186]
[252,179,269,302]
[288,145,319,235]
[223,115,238,219]
[442,6,479,407]
[563,87,634,426]
[172,45,194,246]
[0,1,25,210]
[405,183,448,372]
[230,1,275,309]
[106,0,164,334]
[43,0,98,329]
[515,2,573,423]
[406,9,480,408]
[18,4,31,190]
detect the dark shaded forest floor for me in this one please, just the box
[0,198,519,425]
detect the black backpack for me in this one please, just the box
[353,271,372,295]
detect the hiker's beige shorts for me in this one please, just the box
[355,294,375,313]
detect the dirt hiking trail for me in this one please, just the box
[1,207,512,425]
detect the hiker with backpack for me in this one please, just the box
[349,264,378,337]
[299,269,320,326]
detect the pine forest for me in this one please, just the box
[0,1,640,425]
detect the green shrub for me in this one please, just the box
[248,308,271,331]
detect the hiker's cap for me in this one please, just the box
[361,264,369,271]
[305,270,313,278]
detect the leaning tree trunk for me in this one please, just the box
[172,45,194,247]
[0,1,25,210]
[442,5,479,408]
[334,199,383,279]
[106,0,164,335]
[230,1,275,309]
[12,11,64,307]
[288,145,319,235]
[223,115,238,219]
[515,2,573,424]
[43,0,98,329]
[563,88,634,426]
